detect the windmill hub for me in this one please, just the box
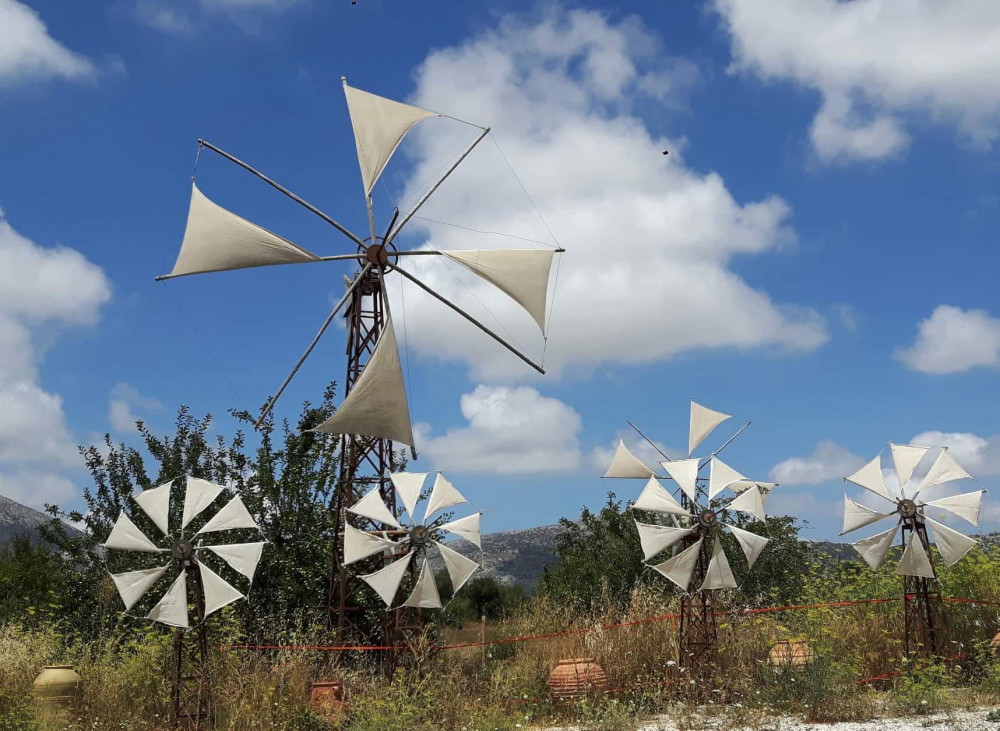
[898,499,918,519]
[408,524,430,548]
[697,509,717,528]
[171,539,196,564]
[364,242,393,267]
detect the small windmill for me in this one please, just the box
[342,471,481,609]
[604,401,777,666]
[157,78,561,632]
[840,443,984,657]
[103,475,264,727]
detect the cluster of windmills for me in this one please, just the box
[102,77,990,725]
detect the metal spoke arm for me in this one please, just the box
[198,140,368,249]
[389,263,545,375]
[253,263,373,428]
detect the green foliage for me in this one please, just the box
[443,577,527,625]
[893,661,953,715]
[0,535,72,629]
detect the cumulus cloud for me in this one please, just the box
[715,0,1000,162]
[108,382,163,433]
[130,0,297,34]
[386,8,826,381]
[0,210,111,508]
[0,0,95,87]
[895,305,1000,374]
[415,385,582,474]
[769,439,864,486]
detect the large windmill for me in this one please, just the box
[157,78,561,633]
[103,475,264,727]
[604,401,777,666]
[840,443,984,656]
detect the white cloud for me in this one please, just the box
[415,385,582,474]
[0,210,111,508]
[715,0,1000,162]
[387,8,827,381]
[909,430,1000,476]
[131,0,194,34]
[108,382,163,433]
[895,305,1000,374]
[131,0,297,34]
[0,0,95,87]
[769,439,864,486]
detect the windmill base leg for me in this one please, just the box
[677,592,717,674]
[169,626,210,729]
[903,577,949,658]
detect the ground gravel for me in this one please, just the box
[631,708,998,730]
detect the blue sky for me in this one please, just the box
[2,0,1000,544]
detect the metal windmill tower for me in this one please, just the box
[840,444,984,657]
[158,78,560,635]
[604,401,777,668]
[103,475,265,728]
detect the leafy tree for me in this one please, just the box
[0,535,72,628]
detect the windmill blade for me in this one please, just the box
[104,511,163,553]
[133,481,173,537]
[915,450,972,498]
[923,490,984,527]
[708,456,746,501]
[182,477,224,530]
[205,542,266,582]
[342,81,439,197]
[727,486,765,521]
[841,496,894,536]
[196,495,258,536]
[634,520,696,561]
[199,561,245,617]
[850,524,899,570]
[603,439,657,478]
[726,524,769,570]
[632,476,692,518]
[845,455,894,502]
[311,318,415,449]
[701,539,738,590]
[439,512,481,548]
[424,473,467,522]
[359,552,413,607]
[434,541,479,595]
[660,458,700,502]
[895,532,935,579]
[390,472,427,520]
[347,487,402,530]
[161,183,320,280]
[110,566,168,612]
[147,570,189,628]
[925,516,978,566]
[441,249,555,334]
[343,523,398,565]
[689,400,731,457]
[651,537,703,591]
[890,443,930,495]
[402,558,443,609]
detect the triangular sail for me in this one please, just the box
[660,459,700,502]
[701,539,737,590]
[347,488,402,530]
[895,532,935,579]
[631,477,691,518]
[923,490,983,527]
[133,481,172,536]
[841,496,894,535]
[439,513,481,548]
[634,521,695,561]
[206,542,266,582]
[359,552,413,607]
[181,477,224,530]
[890,444,930,495]
[435,541,479,595]
[708,456,746,500]
[726,524,769,570]
[845,455,894,502]
[403,558,443,609]
[200,561,245,617]
[343,81,438,196]
[424,473,467,521]
[727,486,765,521]
[651,538,702,591]
[343,522,398,565]
[689,401,731,456]
[442,249,555,334]
[312,319,415,449]
[111,566,168,612]
[163,183,319,280]
[603,439,656,479]
[916,450,972,497]
[196,495,258,535]
[390,472,427,520]
[850,524,899,570]
[147,570,189,628]
[925,516,978,566]
[104,511,162,553]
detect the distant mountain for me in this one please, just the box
[0,494,79,545]
[436,524,565,592]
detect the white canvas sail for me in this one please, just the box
[708,456,745,500]
[343,82,438,196]
[841,496,893,535]
[182,477,224,530]
[651,538,702,591]
[895,532,935,578]
[925,516,978,566]
[402,559,443,609]
[845,455,893,502]
[435,540,479,594]
[343,522,398,565]
[439,513,481,548]
[634,521,695,561]
[923,490,983,527]
[660,458,700,502]
[200,561,244,617]
[133,482,172,536]
[424,473,467,521]
[631,477,691,518]
[727,486,765,521]
[147,570,189,628]
[689,401,731,456]
[312,319,415,449]
[390,472,427,520]
[196,495,258,535]
[111,566,168,612]
[850,524,899,570]
[163,183,319,280]
[104,511,162,553]
[890,444,929,494]
[916,450,972,496]
[701,539,738,590]
[347,488,402,530]
[206,542,265,582]
[360,552,413,607]
[726,524,769,570]
[442,249,555,334]
[603,439,656,478]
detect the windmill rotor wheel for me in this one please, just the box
[362,239,397,267]
[697,510,717,529]
[171,539,195,564]
[897,499,917,519]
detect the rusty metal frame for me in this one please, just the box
[169,567,210,728]
[901,518,949,658]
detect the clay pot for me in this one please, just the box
[33,665,82,706]
[768,640,815,670]
[310,680,346,720]
[547,658,608,705]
